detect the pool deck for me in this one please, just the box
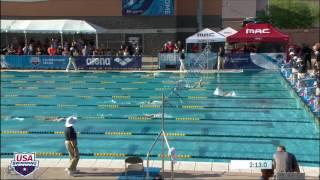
[1,159,319,179]
[1,69,244,73]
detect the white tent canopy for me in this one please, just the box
[1,19,107,48]
[0,19,107,34]
[0,20,15,33]
[186,28,226,43]
[218,27,238,37]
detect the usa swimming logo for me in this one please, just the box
[10,153,39,176]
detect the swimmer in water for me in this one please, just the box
[43,116,66,122]
[4,116,24,121]
[43,115,77,122]
[214,87,236,97]
[144,114,156,118]
[146,100,162,105]
[144,113,171,118]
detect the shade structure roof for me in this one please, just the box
[218,27,238,37]
[0,19,107,34]
[186,28,226,43]
[227,23,289,43]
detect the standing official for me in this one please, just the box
[64,116,80,176]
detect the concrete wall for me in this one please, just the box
[282,28,320,47]
[222,0,257,19]
[1,0,222,16]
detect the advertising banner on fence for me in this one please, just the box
[1,55,142,70]
[225,53,285,69]
[1,55,68,69]
[76,56,142,70]
[159,53,217,70]
[122,0,174,16]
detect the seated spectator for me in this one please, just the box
[134,46,142,56]
[166,41,174,53]
[22,45,28,55]
[105,48,112,56]
[62,47,69,56]
[27,43,34,55]
[173,43,179,53]
[123,47,129,56]
[296,58,306,79]
[47,44,57,56]
[35,47,42,55]
[56,46,63,55]
[177,41,184,52]
[92,48,98,56]
[272,145,300,174]
[160,43,168,53]
[191,44,199,53]
[16,46,23,55]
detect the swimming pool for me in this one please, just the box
[1,70,319,167]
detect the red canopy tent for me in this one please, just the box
[227,23,289,43]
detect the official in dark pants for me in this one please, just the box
[64,116,80,176]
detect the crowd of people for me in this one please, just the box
[160,40,184,53]
[281,42,320,113]
[0,37,142,57]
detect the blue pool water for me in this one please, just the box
[1,71,319,166]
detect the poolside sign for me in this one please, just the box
[10,153,39,176]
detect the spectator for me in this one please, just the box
[16,46,23,55]
[92,48,98,56]
[313,44,320,63]
[191,44,199,53]
[272,145,300,174]
[301,43,312,69]
[134,46,142,56]
[56,46,63,55]
[51,38,58,49]
[22,45,28,55]
[62,47,69,56]
[296,58,306,80]
[66,45,78,72]
[177,41,183,52]
[217,46,225,70]
[27,43,34,55]
[82,45,88,56]
[106,48,112,56]
[117,45,124,56]
[47,44,57,56]
[160,43,168,53]
[35,47,42,55]
[7,45,16,55]
[166,41,174,53]
[179,49,186,72]
[173,43,179,53]
[123,47,129,56]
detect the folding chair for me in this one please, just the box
[124,156,144,178]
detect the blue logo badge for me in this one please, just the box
[10,153,39,176]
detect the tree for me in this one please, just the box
[256,0,316,28]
